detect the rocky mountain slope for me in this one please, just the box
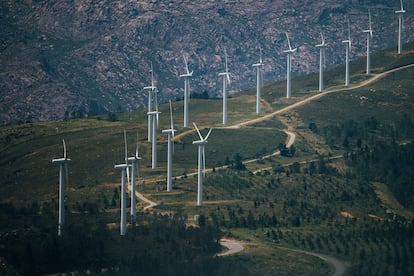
[1,0,412,124]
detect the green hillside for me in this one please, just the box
[1,43,414,275]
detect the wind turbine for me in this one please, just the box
[363,9,374,75]
[252,47,264,114]
[114,132,132,236]
[127,131,141,225]
[315,32,327,92]
[143,62,157,142]
[179,55,193,128]
[342,18,352,86]
[283,32,297,99]
[395,0,406,54]
[52,139,71,237]
[218,49,231,125]
[162,101,176,192]
[192,122,212,206]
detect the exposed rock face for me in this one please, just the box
[0,0,411,124]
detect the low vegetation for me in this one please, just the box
[1,44,414,275]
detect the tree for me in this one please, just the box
[233,153,246,170]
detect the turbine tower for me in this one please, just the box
[180,55,193,128]
[252,47,264,114]
[315,32,327,92]
[162,101,176,192]
[283,32,297,99]
[363,9,374,75]
[52,139,71,237]
[218,49,231,125]
[114,132,132,236]
[127,131,141,225]
[395,0,406,54]
[192,122,212,206]
[144,62,157,142]
[342,18,352,86]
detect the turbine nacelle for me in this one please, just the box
[395,0,405,13]
[179,72,193,78]
[315,32,327,48]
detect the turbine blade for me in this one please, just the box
[62,139,67,159]
[368,9,372,30]
[150,61,154,87]
[136,130,139,157]
[169,100,173,131]
[320,32,325,44]
[204,128,213,141]
[126,165,130,188]
[172,133,175,154]
[260,68,264,88]
[225,49,229,73]
[65,163,69,187]
[183,55,190,75]
[259,46,263,64]
[286,32,292,50]
[124,129,128,163]
[188,79,191,103]
[202,146,206,177]
[401,0,404,10]
[193,122,203,140]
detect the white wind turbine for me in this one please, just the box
[180,55,193,128]
[52,139,71,237]
[143,62,157,142]
[218,49,231,125]
[162,101,176,192]
[395,0,406,54]
[127,131,141,225]
[342,18,352,86]
[114,131,132,236]
[192,122,212,206]
[363,9,374,75]
[315,32,327,92]
[283,32,297,99]
[252,47,264,114]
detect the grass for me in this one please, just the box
[1,43,414,275]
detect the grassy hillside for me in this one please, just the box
[1,43,414,275]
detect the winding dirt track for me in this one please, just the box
[133,63,414,275]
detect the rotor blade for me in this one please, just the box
[224,49,229,73]
[286,32,292,50]
[183,54,189,75]
[188,79,191,103]
[401,0,404,10]
[172,132,175,154]
[65,163,69,187]
[193,122,203,140]
[136,130,139,157]
[169,100,173,131]
[347,18,351,40]
[320,32,325,44]
[62,139,67,159]
[259,46,263,64]
[203,146,206,177]
[368,9,372,30]
[204,128,213,141]
[124,129,128,162]
[150,61,154,87]
[260,68,264,88]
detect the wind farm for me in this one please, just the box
[1,1,414,275]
